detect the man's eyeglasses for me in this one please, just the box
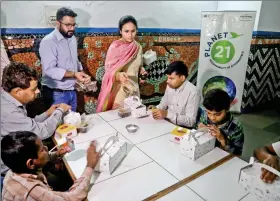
[59,21,78,28]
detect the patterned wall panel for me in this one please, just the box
[242,43,280,112]
[1,31,279,114]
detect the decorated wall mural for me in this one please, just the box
[1,30,279,114]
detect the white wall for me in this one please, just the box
[2,1,279,32]
[217,1,262,31]
[1,1,218,29]
[258,1,280,32]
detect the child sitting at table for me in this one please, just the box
[1,131,100,201]
[196,88,244,155]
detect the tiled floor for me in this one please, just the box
[234,109,280,161]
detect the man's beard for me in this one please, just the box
[59,26,75,38]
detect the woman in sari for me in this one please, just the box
[97,15,147,112]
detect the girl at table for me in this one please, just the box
[97,15,147,112]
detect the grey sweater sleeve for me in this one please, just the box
[2,108,64,140]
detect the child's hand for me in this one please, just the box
[87,141,100,169]
[261,155,280,183]
[207,125,226,146]
[56,147,72,158]
[198,123,207,129]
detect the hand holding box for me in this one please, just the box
[94,136,127,174]
[239,157,280,201]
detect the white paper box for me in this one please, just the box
[95,136,127,174]
[239,157,280,201]
[64,111,81,126]
[131,105,148,118]
[124,96,142,109]
[180,130,216,160]
[124,96,148,118]
[143,49,157,65]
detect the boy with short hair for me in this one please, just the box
[1,131,100,201]
[196,88,244,155]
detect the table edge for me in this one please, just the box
[143,153,235,201]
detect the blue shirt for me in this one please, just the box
[39,28,83,90]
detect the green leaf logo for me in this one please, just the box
[230,32,243,38]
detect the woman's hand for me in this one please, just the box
[140,67,147,75]
[139,67,148,84]
[116,72,128,84]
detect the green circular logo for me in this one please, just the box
[211,40,235,64]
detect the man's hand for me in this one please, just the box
[58,103,71,113]
[75,72,91,83]
[261,155,280,183]
[86,141,100,169]
[152,109,167,120]
[80,71,91,84]
[46,104,60,116]
[207,125,226,146]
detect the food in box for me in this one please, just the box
[170,126,190,143]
